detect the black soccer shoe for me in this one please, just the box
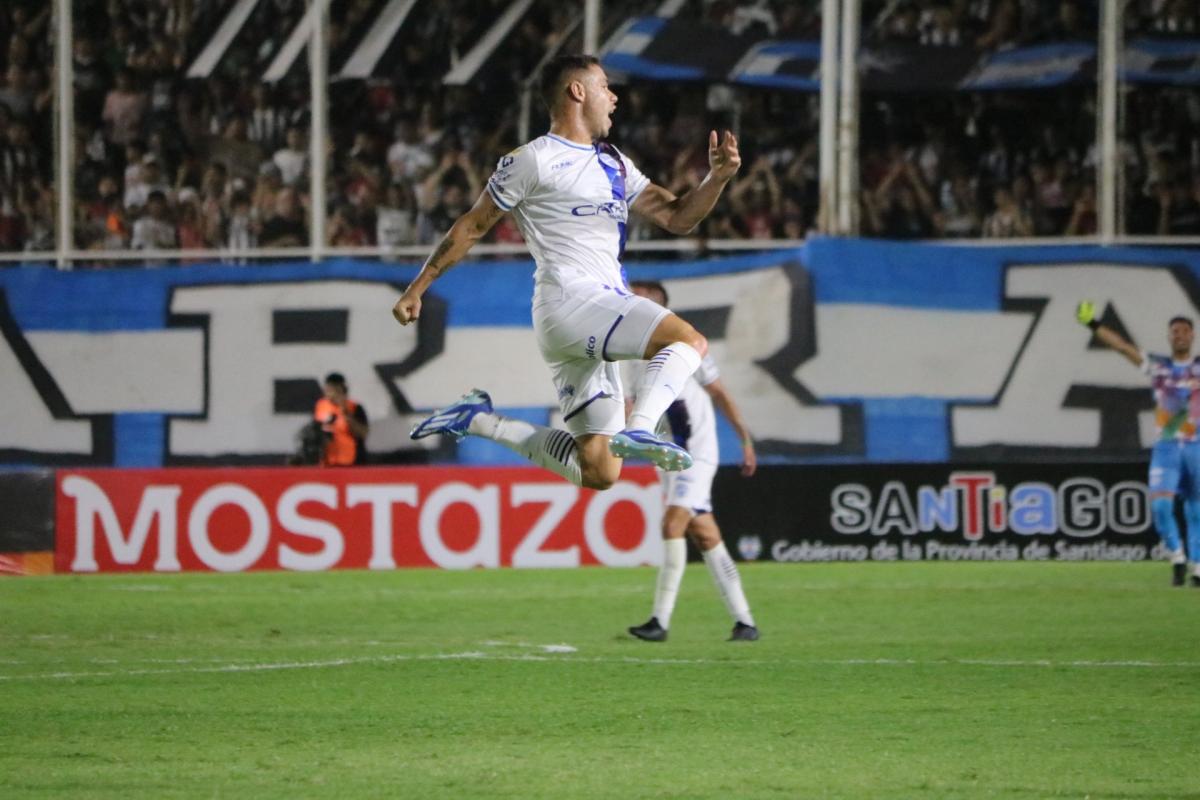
[1191,574,1200,588]
[1174,563,1187,587]
[728,622,759,642]
[628,617,667,642]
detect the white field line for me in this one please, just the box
[1,653,1199,682]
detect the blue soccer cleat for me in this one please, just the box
[410,389,493,441]
[609,428,694,471]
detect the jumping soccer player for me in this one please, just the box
[623,281,759,642]
[1077,300,1200,586]
[395,55,741,489]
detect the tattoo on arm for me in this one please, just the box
[425,237,455,277]
[473,203,505,234]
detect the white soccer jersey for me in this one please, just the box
[486,134,650,293]
[624,354,722,466]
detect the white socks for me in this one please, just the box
[468,412,582,486]
[652,538,687,628]
[627,342,702,432]
[702,542,755,627]
[650,539,755,630]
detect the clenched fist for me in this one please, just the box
[393,290,422,325]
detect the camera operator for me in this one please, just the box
[313,372,369,466]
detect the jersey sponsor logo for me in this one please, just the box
[585,335,597,360]
[570,201,627,221]
[550,159,576,171]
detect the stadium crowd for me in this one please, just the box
[1,0,1198,256]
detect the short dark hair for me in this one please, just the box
[1169,316,1194,330]
[630,280,669,307]
[540,54,601,111]
[324,372,347,388]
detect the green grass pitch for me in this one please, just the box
[2,562,1199,798]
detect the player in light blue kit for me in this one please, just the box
[1077,301,1200,586]
[395,55,741,490]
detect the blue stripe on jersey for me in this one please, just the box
[486,181,512,211]
[595,142,629,286]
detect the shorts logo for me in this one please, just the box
[558,384,576,400]
[585,335,597,360]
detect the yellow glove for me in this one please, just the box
[1075,301,1099,330]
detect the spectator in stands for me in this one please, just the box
[272,125,308,188]
[376,182,418,248]
[101,69,146,147]
[982,184,1034,237]
[247,84,292,152]
[936,168,983,237]
[131,189,176,250]
[4,0,1199,255]
[226,190,258,254]
[259,186,307,247]
[0,63,33,120]
[78,173,127,250]
[176,187,207,252]
[864,157,938,238]
[209,116,264,184]
[328,203,371,247]
[124,153,171,211]
[1157,176,1200,235]
[1155,0,1200,33]
[730,156,782,240]
[387,118,434,185]
[1065,181,1097,235]
[417,146,480,243]
[253,164,283,226]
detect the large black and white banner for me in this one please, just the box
[3,241,1200,467]
[714,462,1166,563]
[606,21,1197,92]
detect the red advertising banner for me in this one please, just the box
[55,466,661,574]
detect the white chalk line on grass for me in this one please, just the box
[2,652,1199,682]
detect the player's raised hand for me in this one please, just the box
[709,129,741,182]
[392,290,421,326]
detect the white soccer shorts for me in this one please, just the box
[659,460,718,516]
[532,282,670,437]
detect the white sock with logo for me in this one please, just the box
[627,342,702,432]
[702,541,755,627]
[468,413,582,486]
[651,538,687,628]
